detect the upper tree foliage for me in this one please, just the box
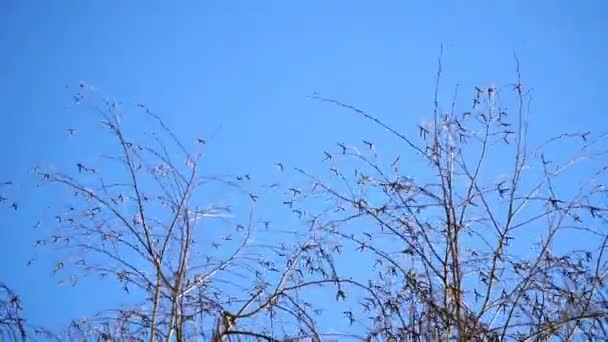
[2,57,608,341]
[286,56,608,340]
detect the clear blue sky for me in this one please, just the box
[1,0,607,334]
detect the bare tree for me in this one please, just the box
[283,55,608,341]
[30,84,350,341]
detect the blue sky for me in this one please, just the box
[1,0,608,335]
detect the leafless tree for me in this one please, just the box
[30,84,351,341]
[282,54,608,341]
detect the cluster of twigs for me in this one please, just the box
[279,55,608,340]
[25,84,348,341]
[0,283,27,341]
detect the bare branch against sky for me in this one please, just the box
[2,2,608,342]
